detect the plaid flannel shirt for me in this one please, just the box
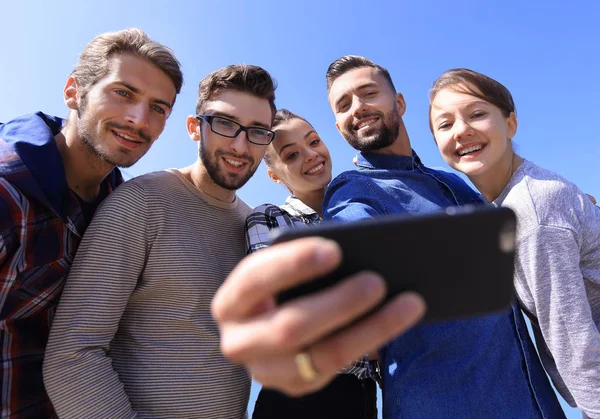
[0,113,122,418]
[245,196,379,381]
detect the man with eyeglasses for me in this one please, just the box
[43,64,277,418]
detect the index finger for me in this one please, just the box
[212,237,342,321]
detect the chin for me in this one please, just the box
[457,162,487,177]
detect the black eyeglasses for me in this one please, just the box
[196,115,275,146]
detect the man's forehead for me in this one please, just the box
[204,90,272,126]
[329,67,383,99]
[100,54,177,102]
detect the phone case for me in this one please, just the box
[272,206,517,323]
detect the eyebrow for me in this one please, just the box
[277,130,317,156]
[114,81,173,110]
[208,110,270,129]
[431,108,451,122]
[334,82,379,110]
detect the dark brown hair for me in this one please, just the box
[71,28,183,106]
[326,55,396,93]
[429,68,516,132]
[196,64,277,120]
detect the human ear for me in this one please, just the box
[507,112,518,139]
[395,92,406,117]
[187,115,201,142]
[63,77,80,110]
[267,168,282,184]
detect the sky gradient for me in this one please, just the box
[2,1,598,416]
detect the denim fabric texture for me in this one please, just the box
[323,150,565,419]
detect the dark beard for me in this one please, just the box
[199,131,257,191]
[343,104,400,152]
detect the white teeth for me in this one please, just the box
[115,132,138,142]
[458,145,483,156]
[356,118,377,130]
[307,163,324,174]
[225,158,243,167]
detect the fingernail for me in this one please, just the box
[315,239,341,265]
[362,273,385,299]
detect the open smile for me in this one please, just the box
[304,161,326,176]
[112,130,144,149]
[221,156,249,172]
[456,143,485,158]
[353,116,379,131]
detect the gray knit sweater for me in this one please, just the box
[494,159,600,418]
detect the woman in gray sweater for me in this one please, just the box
[428,68,600,418]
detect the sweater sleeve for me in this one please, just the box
[43,181,150,418]
[515,225,600,418]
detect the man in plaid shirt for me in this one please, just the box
[0,28,182,418]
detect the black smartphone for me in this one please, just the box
[272,206,517,323]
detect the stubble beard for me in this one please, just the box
[199,130,258,191]
[343,104,401,152]
[77,94,148,168]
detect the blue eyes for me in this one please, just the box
[216,119,234,128]
[115,89,167,115]
[249,129,267,138]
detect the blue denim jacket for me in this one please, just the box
[324,151,564,419]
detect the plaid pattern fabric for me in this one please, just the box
[245,196,320,254]
[0,113,122,418]
[245,196,378,380]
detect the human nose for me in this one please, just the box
[304,148,319,162]
[125,102,150,129]
[229,129,250,153]
[350,95,368,118]
[452,118,474,140]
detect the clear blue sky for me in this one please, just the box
[1,0,597,416]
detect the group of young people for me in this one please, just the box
[0,27,598,419]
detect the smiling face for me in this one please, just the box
[69,53,177,168]
[190,89,272,191]
[328,66,405,152]
[430,86,517,179]
[267,118,332,196]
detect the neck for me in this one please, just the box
[294,188,326,218]
[471,151,523,202]
[371,121,412,156]
[180,160,237,203]
[56,116,116,202]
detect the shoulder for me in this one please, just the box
[504,161,592,229]
[113,170,180,199]
[0,139,25,178]
[246,203,289,227]
[94,174,158,213]
[425,166,480,196]
[235,196,252,215]
[331,169,372,182]
[327,170,376,193]
[129,170,177,188]
[248,203,282,217]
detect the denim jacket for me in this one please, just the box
[323,151,564,418]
